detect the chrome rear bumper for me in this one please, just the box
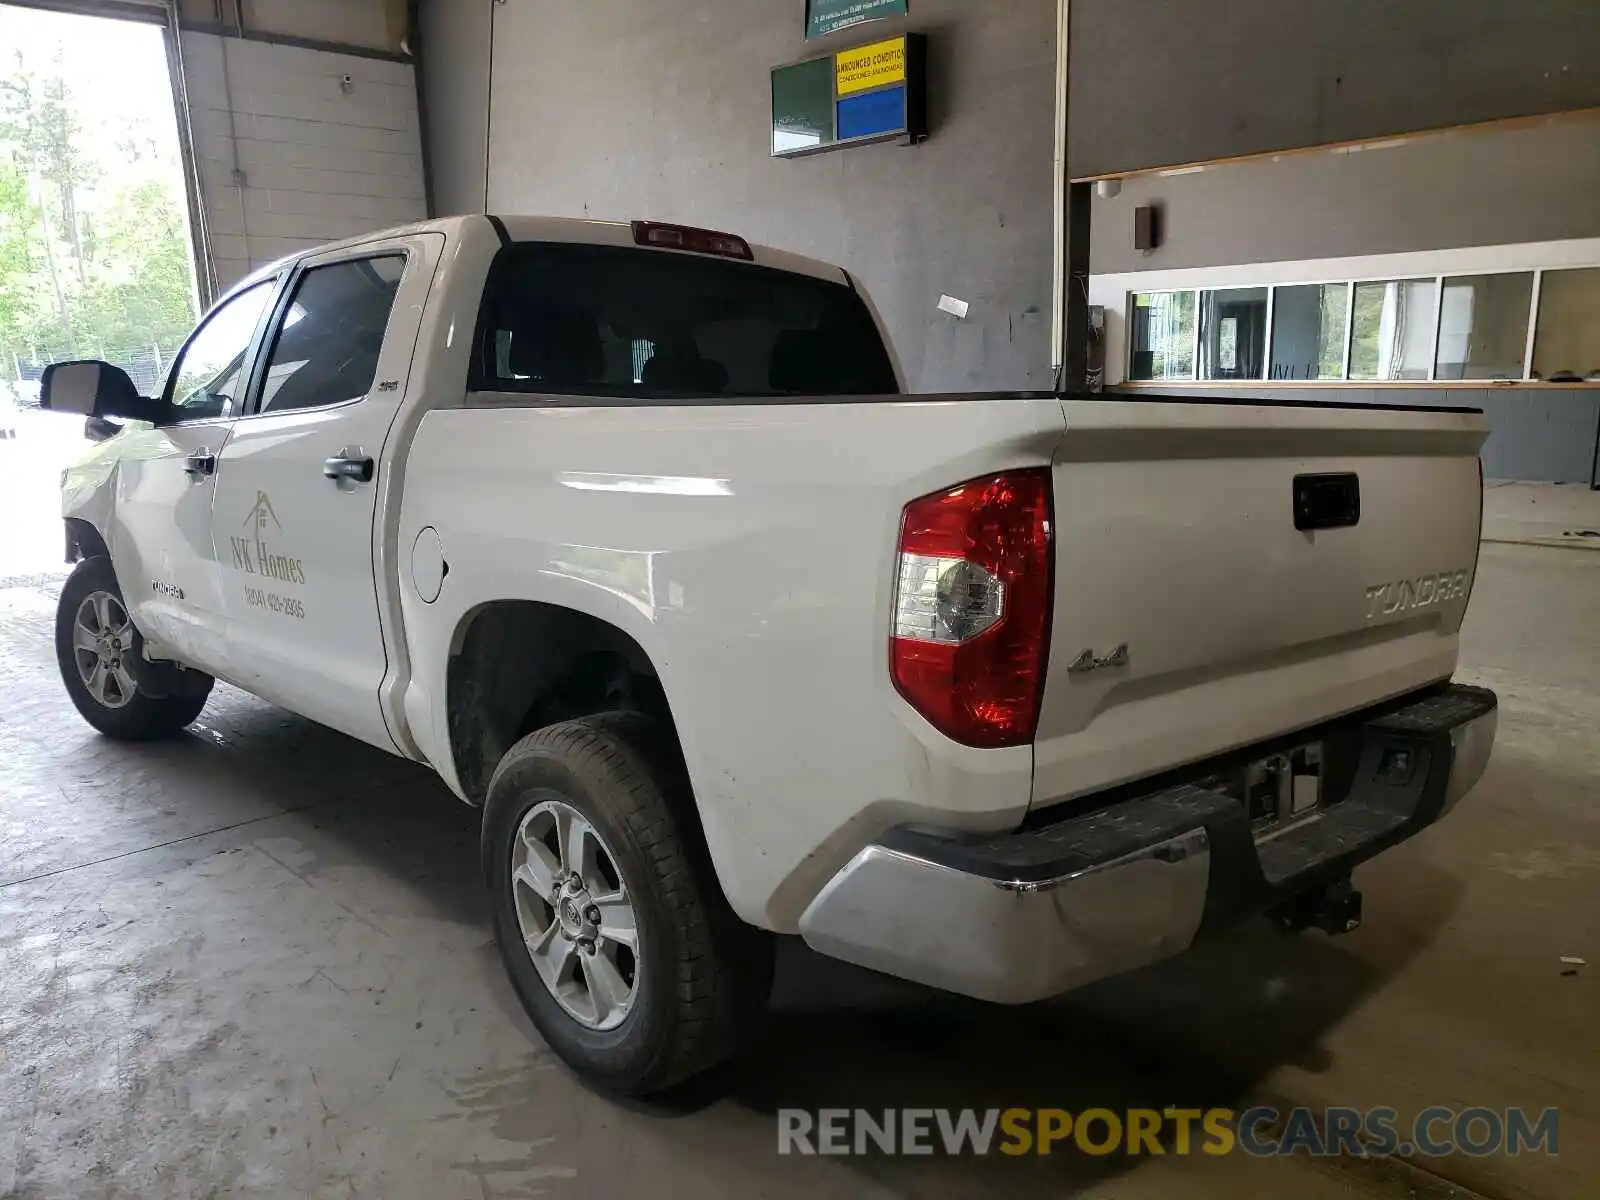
[799,683,1497,1005]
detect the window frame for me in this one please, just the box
[1196,285,1271,382]
[1123,259,1600,386]
[1264,280,1352,382]
[1126,288,1200,382]
[1345,275,1443,383]
[159,276,282,425]
[1529,265,1600,383]
[1432,270,1538,382]
[237,248,410,421]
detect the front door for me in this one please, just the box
[209,235,439,751]
[109,278,279,675]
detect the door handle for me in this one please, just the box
[183,450,217,477]
[324,455,375,484]
[1293,472,1361,531]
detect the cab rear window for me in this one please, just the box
[472,242,898,399]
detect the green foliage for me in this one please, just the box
[1316,286,1350,380]
[1349,283,1385,380]
[0,50,196,380]
[0,161,35,351]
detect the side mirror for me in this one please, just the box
[40,360,161,423]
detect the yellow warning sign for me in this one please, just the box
[835,37,907,97]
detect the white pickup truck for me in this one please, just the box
[42,215,1497,1096]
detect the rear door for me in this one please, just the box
[1031,397,1489,809]
[209,233,440,751]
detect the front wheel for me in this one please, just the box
[55,557,212,740]
[483,712,772,1096]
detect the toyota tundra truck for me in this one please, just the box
[40,214,1496,1096]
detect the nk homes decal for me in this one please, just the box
[230,491,308,619]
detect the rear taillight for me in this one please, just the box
[891,470,1053,748]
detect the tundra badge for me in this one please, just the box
[1365,569,1470,620]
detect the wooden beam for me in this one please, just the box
[1071,107,1600,184]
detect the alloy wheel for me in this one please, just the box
[510,798,640,1031]
[72,591,137,710]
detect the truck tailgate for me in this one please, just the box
[1031,398,1489,812]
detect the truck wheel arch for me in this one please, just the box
[65,518,109,563]
[444,600,680,807]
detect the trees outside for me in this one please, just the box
[0,43,198,394]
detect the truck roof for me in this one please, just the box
[226,214,852,301]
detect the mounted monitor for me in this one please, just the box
[771,34,928,158]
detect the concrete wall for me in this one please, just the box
[1067,0,1600,177]
[414,0,1597,478]
[178,0,403,52]
[417,0,487,217]
[422,0,1059,393]
[1091,113,1600,275]
[239,0,398,50]
[1087,117,1600,484]
[183,30,427,289]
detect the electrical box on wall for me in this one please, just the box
[1134,204,1162,252]
[771,33,928,158]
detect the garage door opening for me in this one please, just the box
[1,2,200,577]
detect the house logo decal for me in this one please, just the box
[244,490,282,534]
[230,490,306,584]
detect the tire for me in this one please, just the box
[483,711,773,1096]
[55,557,213,740]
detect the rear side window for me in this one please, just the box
[472,243,898,398]
[256,255,405,415]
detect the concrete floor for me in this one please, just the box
[1,423,1596,1197]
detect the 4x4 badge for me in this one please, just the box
[1067,644,1130,675]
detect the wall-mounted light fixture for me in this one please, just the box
[1134,204,1162,252]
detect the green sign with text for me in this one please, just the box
[806,0,908,39]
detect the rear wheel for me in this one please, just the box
[55,557,212,740]
[483,712,772,1096]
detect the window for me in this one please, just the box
[1435,273,1534,381]
[1128,291,1195,381]
[257,255,405,415]
[1531,268,1600,382]
[1349,279,1438,381]
[1126,260,1600,385]
[164,280,275,420]
[1199,287,1268,380]
[475,243,898,398]
[1270,283,1349,380]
